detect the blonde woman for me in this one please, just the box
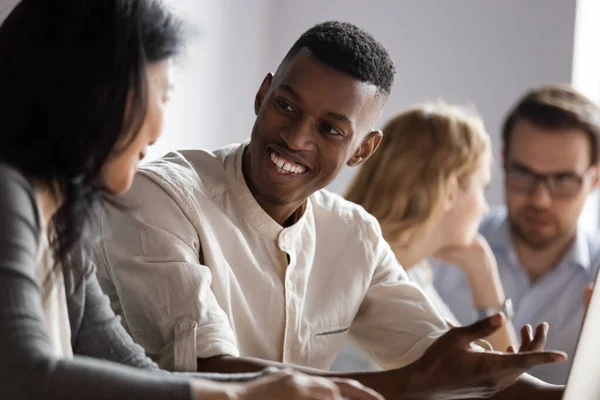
[332,103,534,371]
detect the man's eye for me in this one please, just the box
[321,123,342,136]
[277,99,294,113]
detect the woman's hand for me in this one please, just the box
[193,369,383,400]
[434,234,519,350]
[433,234,492,273]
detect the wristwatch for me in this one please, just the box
[476,298,515,320]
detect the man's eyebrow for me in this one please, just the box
[279,84,354,130]
[325,111,353,129]
[509,161,580,176]
[279,84,301,100]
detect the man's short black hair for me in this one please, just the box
[281,21,396,99]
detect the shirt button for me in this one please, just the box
[179,322,190,331]
[281,230,293,244]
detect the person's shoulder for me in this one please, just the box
[0,163,34,193]
[310,189,389,266]
[0,163,39,221]
[177,143,241,185]
[0,162,21,178]
[584,228,600,247]
[0,163,41,265]
[310,189,382,239]
[140,146,229,190]
[478,207,508,237]
[582,228,600,276]
[132,143,241,203]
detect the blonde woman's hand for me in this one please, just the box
[433,234,493,274]
[222,370,383,400]
[434,233,519,350]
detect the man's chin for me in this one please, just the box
[514,227,560,250]
[253,186,296,207]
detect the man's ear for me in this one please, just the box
[254,73,274,115]
[347,130,383,167]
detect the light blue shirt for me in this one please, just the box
[431,208,600,384]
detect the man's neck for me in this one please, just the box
[257,197,306,228]
[512,233,575,283]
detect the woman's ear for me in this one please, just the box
[443,175,459,212]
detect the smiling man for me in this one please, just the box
[94,22,566,399]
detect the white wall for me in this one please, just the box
[572,0,600,232]
[148,0,272,160]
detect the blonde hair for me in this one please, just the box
[346,102,490,247]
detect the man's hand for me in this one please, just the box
[407,314,567,399]
[506,323,549,354]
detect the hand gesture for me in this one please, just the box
[409,314,566,399]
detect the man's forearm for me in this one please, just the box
[197,356,421,399]
[198,355,285,374]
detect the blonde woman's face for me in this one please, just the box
[443,155,491,247]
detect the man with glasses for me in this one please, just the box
[433,85,600,385]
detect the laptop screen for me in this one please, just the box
[563,269,600,399]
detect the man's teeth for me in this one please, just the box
[270,151,306,174]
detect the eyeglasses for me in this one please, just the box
[505,163,595,198]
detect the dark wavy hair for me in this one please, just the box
[0,0,185,285]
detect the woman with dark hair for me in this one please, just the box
[0,1,381,399]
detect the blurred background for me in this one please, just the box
[1,0,599,228]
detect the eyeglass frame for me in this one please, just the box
[504,161,598,199]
